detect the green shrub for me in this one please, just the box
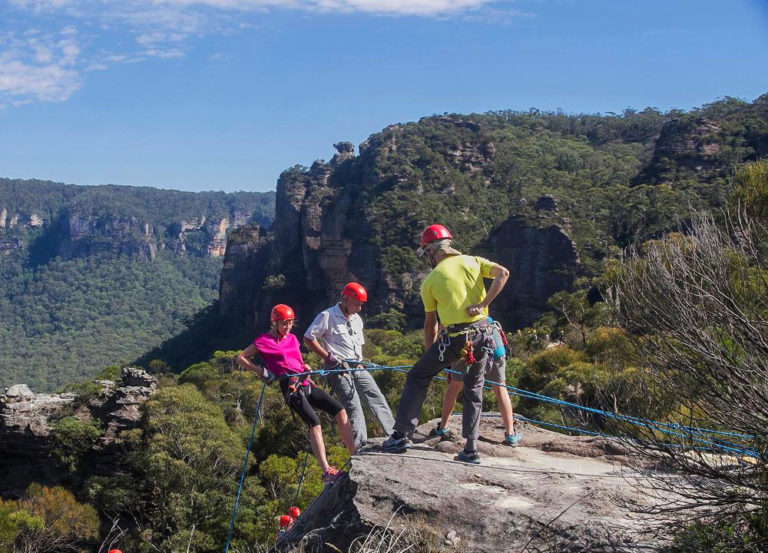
[50,416,102,472]
[671,509,768,553]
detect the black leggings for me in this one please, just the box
[279,379,344,428]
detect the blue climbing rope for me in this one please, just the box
[293,444,311,507]
[286,360,757,456]
[224,381,267,553]
[346,360,759,458]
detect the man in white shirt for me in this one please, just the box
[304,282,395,449]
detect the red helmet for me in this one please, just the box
[341,282,367,302]
[288,506,301,518]
[108,550,122,553]
[420,224,452,248]
[271,304,295,322]
[279,514,292,527]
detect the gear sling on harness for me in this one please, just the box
[278,374,343,428]
[438,318,494,372]
[279,374,313,424]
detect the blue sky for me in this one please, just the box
[1,0,766,193]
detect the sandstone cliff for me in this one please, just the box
[637,94,768,186]
[0,368,157,497]
[220,129,581,336]
[0,178,275,259]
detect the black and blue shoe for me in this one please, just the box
[382,431,412,452]
[456,449,481,464]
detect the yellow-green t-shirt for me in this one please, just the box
[420,254,495,327]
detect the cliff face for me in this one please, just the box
[491,214,580,329]
[2,209,255,260]
[638,94,768,186]
[220,134,580,335]
[0,179,275,259]
[219,224,272,329]
[0,368,157,497]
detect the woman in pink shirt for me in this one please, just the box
[236,304,356,484]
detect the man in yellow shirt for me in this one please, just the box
[383,224,509,463]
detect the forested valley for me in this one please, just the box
[1,95,767,552]
[0,181,274,391]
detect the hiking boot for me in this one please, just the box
[456,449,481,464]
[429,424,447,438]
[504,431,523,447]
[321,466,345,484]
[382,431,412,451]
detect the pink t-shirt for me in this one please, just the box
[252,332,305,377]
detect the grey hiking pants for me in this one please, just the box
[393,319,491,441]
[329,370,395,448]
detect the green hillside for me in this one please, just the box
[0,252,221,391]
[0,180,274,391]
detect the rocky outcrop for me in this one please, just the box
[58,211,246,260]
[219,130,582,336]
[639,117,724,184]
[222,142,383,335]
[0,368,157,497]
[491,213,580,328]
[638,94,768,185]
[275,417,670,553]
[0,210,46,253]
[0,210,45,230]
[219,224,272,328]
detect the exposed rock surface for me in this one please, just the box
[219,129,581,335]
[491,215,580,328]
[276,417,669,553]
[638,94,768,185]
[0,368,157,497]
[220,223,272,328]
[0,178,275,259]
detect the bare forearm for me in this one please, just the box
[467,264,510,316]
[482,271,509,307]
[303,337,329,361]
[237,352,267,379]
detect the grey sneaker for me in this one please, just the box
[382,431,412,451]
[456,449,481,464]
[504,432,523,447]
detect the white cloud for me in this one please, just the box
[12,0,509,19]
[304,0,494,16]
[0,28,83,105]
[3,0,519,107]
[0,58,81,102]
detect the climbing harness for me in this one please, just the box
[281,374,312,394]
